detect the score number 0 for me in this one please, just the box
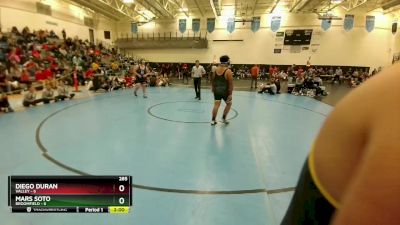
[118,177,128,205]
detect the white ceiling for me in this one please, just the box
[68,0,400,21]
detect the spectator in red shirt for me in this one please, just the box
[32,49,41,59]
[44,51,55,63]
[43,65,57,89]
[273,66,279,75]
[297,67,304,76]
[8,48,20,64]
[15,47,24,61]
[42,44,49,51]
[268,66,274,79]
[50,61,58,73]
[20,69,31,85]
[35,68,46,81]
[250,64,260,89]
[43,66,53,79]
[85,68,94,79]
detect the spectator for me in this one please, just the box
[293,74,305,95]
[23,86,42,107]
[328,67,334,75]
[55,82,75,101]
[273,77,281,94]
[35,67,46,82]
[43,65,56,88]
[176,63,182,80]
[313,75,323,86]
[258,81,277,95]
[31,46,41,59]
[0,47,7,62]
[287,64,296,77]
[149,75,157,87]
[8,47,20,64]
[20,68,31,85]
[333,67,343,83]
[268,65,274,78]
[250,64,259,89]
[210,62,217,84]
[62,29,66,40]
[9,62,21,81]
[0,67,10,92]
[352,69,359,77]
[85,67,94,80]
[182,63,189,84]
[0,91,13,112]
[110,76,123,91]
[297,67,304,77]
[23,57,37,77]
[41,85,55,104]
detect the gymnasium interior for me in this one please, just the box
[0,0,399,224]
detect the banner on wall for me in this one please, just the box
[251,17,261,32]
[366,15,375,32]
[207,18,215,33]
[192,19,200,33]
[131,23,138,34]
[179,19,187,33]
[343,14,354,31]
[321,19,331,31]
[392,20,398,34]
[227,17,235,33]
[271,16,281,32]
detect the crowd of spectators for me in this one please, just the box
[146,62,379,89]
[232,63,378,96]
[0,26,174,113]
[256,64,379,97]
[0,25,383,114]
[145,62,379,98]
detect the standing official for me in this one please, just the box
[191,60,206,100]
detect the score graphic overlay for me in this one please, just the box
[8,176,132,213]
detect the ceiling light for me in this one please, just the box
[122,0,134,3]
[179,8,189,12]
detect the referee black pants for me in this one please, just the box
[194,77,201,99]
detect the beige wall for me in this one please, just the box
[0,0,117,45]
[118,9,395,70]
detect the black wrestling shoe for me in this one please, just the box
[211,120,217,126]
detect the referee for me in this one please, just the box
[191,60,206,100]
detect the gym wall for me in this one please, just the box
[117,8,394,70]
[0,0,117,45]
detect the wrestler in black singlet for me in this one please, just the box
[281,148,337,225]
[136,65,147,84]
[213,68,229,102]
